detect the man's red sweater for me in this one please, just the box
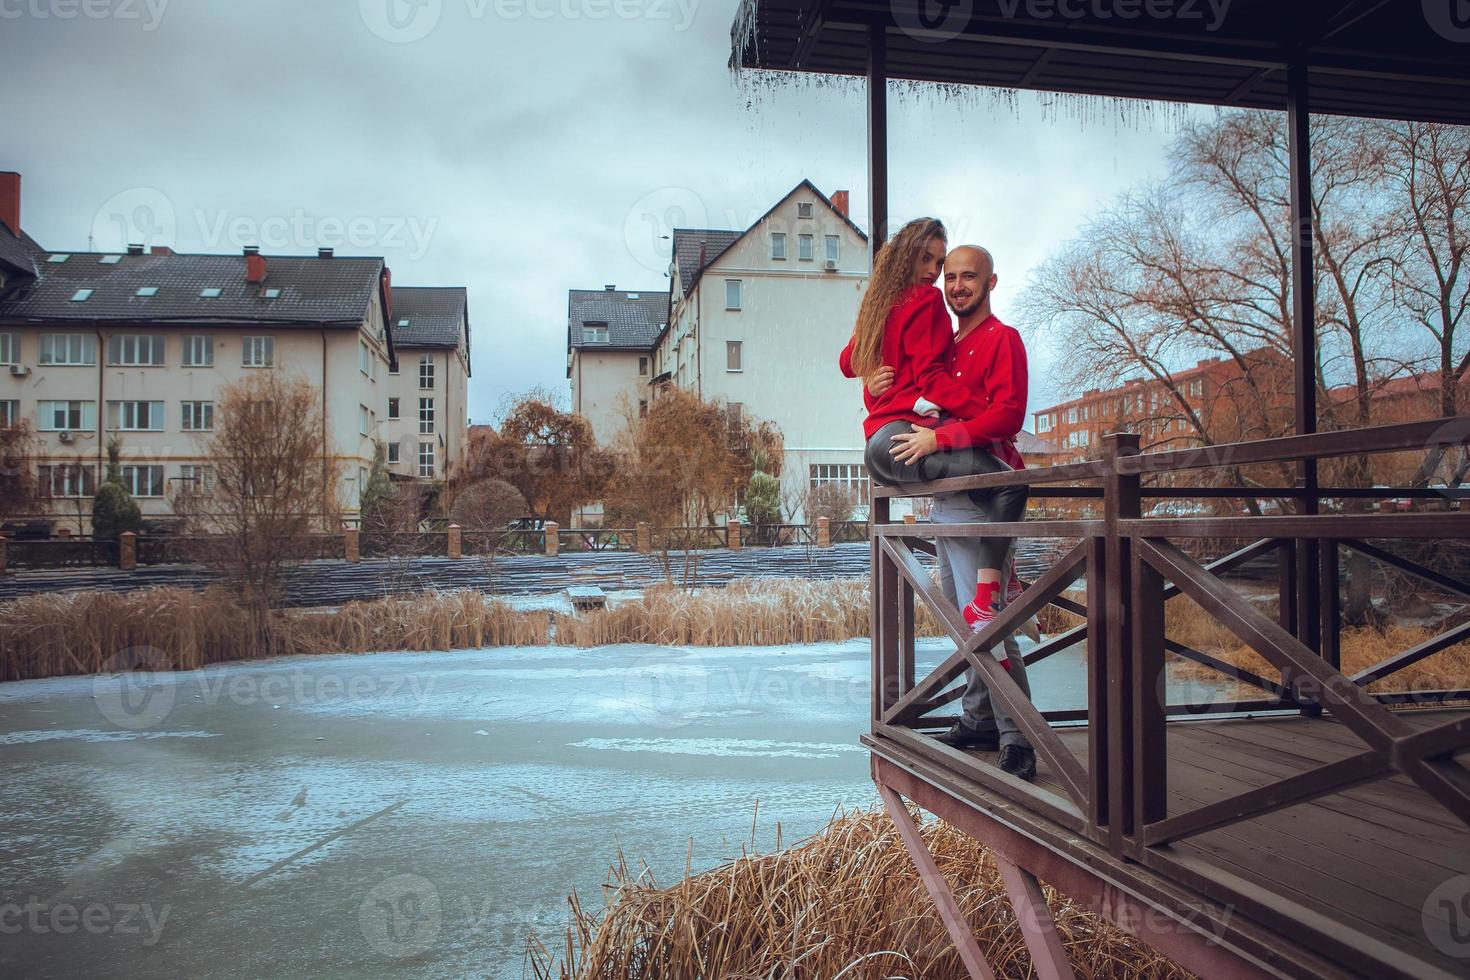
[933,313,1028,471]
[839,285,984,439]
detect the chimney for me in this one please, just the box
[0,172,18,237]
[246,252,268,284]
[150,245,175,255]
[831,190,849,217]
[604,284,616,291]
[127,243,145,255]
[243,245,260,256]
[318,247,334,258]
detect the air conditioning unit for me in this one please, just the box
[58,431,74,444]
[8,364,28,377]
[824,259,838,270]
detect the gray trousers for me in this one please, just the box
[932,481,1034,749]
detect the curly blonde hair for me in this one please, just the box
[848,218,946,378]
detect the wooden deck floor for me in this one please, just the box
[881,707,1470,979]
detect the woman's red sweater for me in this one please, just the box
[838,285,984,439]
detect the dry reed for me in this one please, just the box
[525,806,1192,980]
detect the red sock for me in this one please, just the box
[962,581,1001,627]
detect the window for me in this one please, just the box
[638,356,649,377]
[178,465,215,496]
[199,287,222,299]
[771,233,786,260]
[359,404,371,436]
[581,323,608,345]
[419,354,435,389]
[121,464,165,497]
[1067,406,1078,424]
[725,279,742,311]
[107,400,165,431]
[37,400,96,431]
[360,340,371,375]
[47,254,69,264]
[242,335,274,367]
[39,334,96,365]
[70,288,93,302]
[263,287,282,299]
[182,335,214,367]
[0,333,15,365]
[825,235,840,262]
[797,202,813,218]
[0,400,15,427]
[107,334,167,366]
[387,442,400,464]
[181,401,213,431]
[1036,414,1051,434]
[809,463,871,507]
[419,397,435,434]
[798,234,814,261]
[99,255,122,265]
[135,287,158,297]
[38,464,95,498]
[727,341,743,372]
[418,441,435,478]
[388,397,400,420]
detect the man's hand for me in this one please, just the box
[890,424,938,464]
[865,366,895,397]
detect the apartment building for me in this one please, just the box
[383,286,471,481]
[566,286,665,445]
[0,171,467,534]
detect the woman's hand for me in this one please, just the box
[865,366,895,397]
[890,424,938,464]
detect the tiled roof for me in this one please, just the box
[1016,430,1064,455]
[0,250,383,326]
[567,288,666,351]
[0,225,40,281]
[390,286,468,350]
[671,229,741,299]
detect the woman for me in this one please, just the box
[837,218,1018,631]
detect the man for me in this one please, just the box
[871,245,1036,780]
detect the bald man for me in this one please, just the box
[877,245,1036,779]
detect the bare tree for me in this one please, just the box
[0,420,39,526]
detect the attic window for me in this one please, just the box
[99,255,123,265]
[398,318,410,327]
[47,254,70,264]
[70,288,94,302]
[263,287,282,299]
[797,202,814,219]
[582,322,609,344]
[626,293,640,300]
[200,287,222,298]
[135,287,158,297]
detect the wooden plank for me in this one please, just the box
[1123,513,1470,539]
[871,459,1106,498]
[1131,543,1168,829]
[1341,537,1470,599]
[1086,537,1108,830]
[994,853,1078,980]
[874,520,1101,537]
[1350,618,1470,685]
[877,783,997,980]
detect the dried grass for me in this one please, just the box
[525,806,1192,980]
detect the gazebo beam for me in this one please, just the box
[866,22,887,258]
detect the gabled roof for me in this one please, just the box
[670,179,867,302]
[0,250,384,326]
[0,224,41,282]
[567,288,666,352]
[391,286,468,350]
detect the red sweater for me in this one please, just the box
[933,313,1028,470]
[839,285,984,439]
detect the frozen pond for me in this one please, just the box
[0,637,1226,978]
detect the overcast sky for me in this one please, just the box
[2,0,1205,423]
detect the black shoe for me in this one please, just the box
[998,744,1037,781]
[935,722,999,751]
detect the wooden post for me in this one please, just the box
[727,519,742,550]
[0,533,8,576]
[1100,432,1141,856]
[447,523,462,560]
[815,516,831,549]
[867,22,888,257]
[636,521,651,554]
[544,522,559,557]
[118,531,137,571]
[344,527,360,563]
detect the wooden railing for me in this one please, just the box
[869,416,1470,860]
